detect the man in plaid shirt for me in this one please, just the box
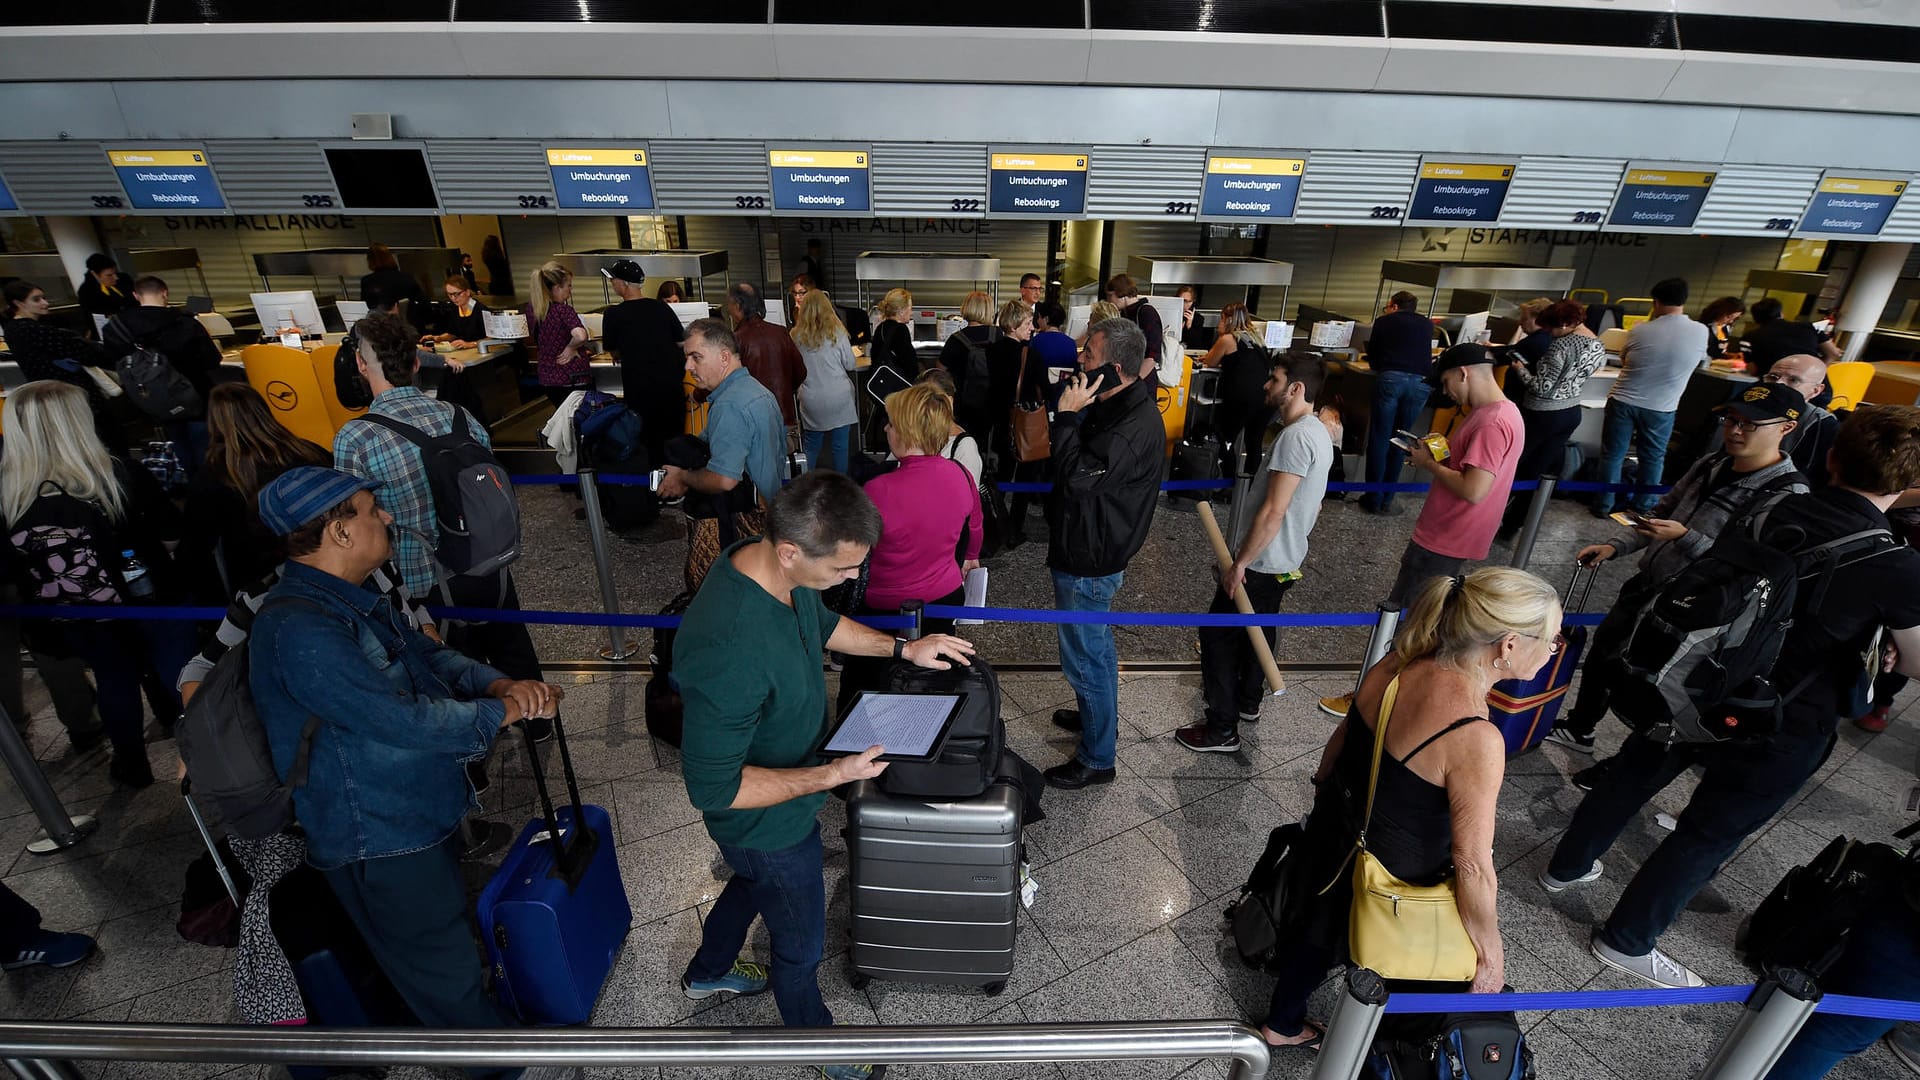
[335,313,555,795]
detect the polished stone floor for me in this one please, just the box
[2,656,1916,1080]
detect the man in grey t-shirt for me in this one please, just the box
[1178,350,1334,754]
[1596,277,1708,517]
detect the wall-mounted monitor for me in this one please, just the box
[323,147,440,210]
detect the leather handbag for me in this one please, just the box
[1336,675,1479,983]
[1009,346,1051,463]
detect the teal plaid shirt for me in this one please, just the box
[333,387,492,596]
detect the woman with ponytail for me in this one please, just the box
[1258,566,1561,1050]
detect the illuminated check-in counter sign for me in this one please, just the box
[107,149,225,211]
[1200,155,1306,221]
[1406,162,1513,224]
[768,150,871,214]
[1799,176,1909,238]
[546,149,655,211]
[989,153,1089,216]
[1607,169,1715,230]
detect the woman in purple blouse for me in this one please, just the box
[529,260,592,405]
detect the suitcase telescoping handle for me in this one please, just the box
[180,778,243,908]
[1566,562,1601,617]
[518,715,596,889]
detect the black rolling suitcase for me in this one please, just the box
[843,778,1022,995]
[1167,431,1223,510]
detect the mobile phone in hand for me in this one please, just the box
[1390,429,1422,453]
[1609,510,1649,528]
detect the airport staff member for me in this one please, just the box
[675,470,971,1080]
[77,254,136,317]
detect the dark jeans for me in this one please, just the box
[1361,371,1432,512]
[1559,573,1649,739]
[1547,729,1833,957]
[0,881,42,954]
[686,823,833,1029]
[1199,575,1295,735]
[322,836,518,1080]
[1873,671,1908,711]
[1764,899,1920,1080]
[63,619,196,763]
[1499,405,1583,535]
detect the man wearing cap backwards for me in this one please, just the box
[1545,382,1810,756]
[1320,343,1524,717]
[601,258,687,466]
[247,466,574,1080]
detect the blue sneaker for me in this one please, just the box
[682,959,769,1000]
[4,930,96,971]
[820,1066,887,1080]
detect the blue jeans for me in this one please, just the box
[1362,371,1432,511]
[1052,569,1124,770]
[1765,908,1920,1079]
[802,424,854,473]
[1547,730,1832,957]
[1596,401,1676,514]
[686,823,832,1029]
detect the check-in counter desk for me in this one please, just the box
[1865,362,1920,407]
[253,247,460,299]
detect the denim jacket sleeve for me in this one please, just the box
[264,606,505,755]
[421,636,509,699]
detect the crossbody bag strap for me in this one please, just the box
[1015,345,1031,402]
[1318,674,1401,895]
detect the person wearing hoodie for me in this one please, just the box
[103,274,226,471]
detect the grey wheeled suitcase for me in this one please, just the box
[843,779,1021,995]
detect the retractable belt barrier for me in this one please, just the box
[505,473,1673,497]
[1385,986,1920,1020]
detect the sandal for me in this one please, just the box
[1262,1021,1324,1052]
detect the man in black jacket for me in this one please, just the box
[1044,318,1164,789]
[1359,290,1437,513]
[102,275,223,401]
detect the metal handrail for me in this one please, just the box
[0,1020,1272,1080]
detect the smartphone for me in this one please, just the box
[1609,510,1649,528]
[1084,363,1122,396]
[1389,429,1422,453]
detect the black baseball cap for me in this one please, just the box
[1426,342,1494,386]
[1717,382,1805,424]
[607,259,645,284]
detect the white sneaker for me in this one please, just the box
[1539,860,1604,893]
[1590,934,1705,988]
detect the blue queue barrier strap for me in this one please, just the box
[0,604,1603,631]
[1816,994,1920,1021]
[503,472,1670,497]
[1385,985,1753,1014]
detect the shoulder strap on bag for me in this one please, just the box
[357,411,433,448]
[1015,345,1031,399]
[1320,675,1401,896]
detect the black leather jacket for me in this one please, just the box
[1046,377,1164,578]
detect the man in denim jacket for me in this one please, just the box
[250,467,569,1080]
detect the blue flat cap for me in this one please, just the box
[258,466,383,536]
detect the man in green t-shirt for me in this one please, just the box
[675,471,972,1080]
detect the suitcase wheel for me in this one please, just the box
[984,981,1007,997]
[848,970,872,991]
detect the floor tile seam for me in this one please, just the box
[1531,1016,1641,1080]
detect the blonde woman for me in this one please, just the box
[529,260,591,404]
[792,290,859,472]
[939,290,1000,439]
[869,287,918,376]
[1075,299,1121,348]
[1259,567,1559,1049]
[1,381,196,789]
[836,382,983,712]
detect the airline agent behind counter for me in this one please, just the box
[422,274,488,350]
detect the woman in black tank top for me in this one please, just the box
[1260,567,1564,1050]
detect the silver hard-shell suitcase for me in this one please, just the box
[843,779,1021,995]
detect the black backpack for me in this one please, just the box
[1226,821,1305,971]
[114,341,202,420]
[357,410,522,579]
[174,597,325,841]
[645,592,693,749]
[876,656,1005,800]
[1367,1011,1535,1080]
[1609,490,1896,744]
[1738,826,1920,979]
[953,327,1000,412]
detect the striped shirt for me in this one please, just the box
[176,563,429,690]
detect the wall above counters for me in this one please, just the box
[2,133,1914,244]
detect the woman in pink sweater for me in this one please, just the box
[836,383,982,711]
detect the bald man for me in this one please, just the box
[1763,354,1839,485]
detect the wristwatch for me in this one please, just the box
[892,638,907,660]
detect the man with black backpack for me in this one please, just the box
[1539,406,1920,990]
[335,312,549,796]
[103,274,223,468]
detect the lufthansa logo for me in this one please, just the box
[265,380,298,411]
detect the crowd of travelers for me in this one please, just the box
[0,255,1916,1080]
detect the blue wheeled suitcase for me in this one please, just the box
[1487,565,1597,755]
[477,718,632,1025]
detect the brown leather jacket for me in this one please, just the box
[732,316,807,426]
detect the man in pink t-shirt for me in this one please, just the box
[1319,343,1523,716]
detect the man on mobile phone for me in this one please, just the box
[1544,383,1809,754]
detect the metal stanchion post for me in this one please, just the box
[0,702,95,856]
[1509,474,1558,571]
[1696,971,1822,1080]
[900,600,925,642]
[4,1059,85,1080]
[1226,433,1253,543]
[1351,606,1400,696]
[1308,968,1389,1080]
[575,467,639,662]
